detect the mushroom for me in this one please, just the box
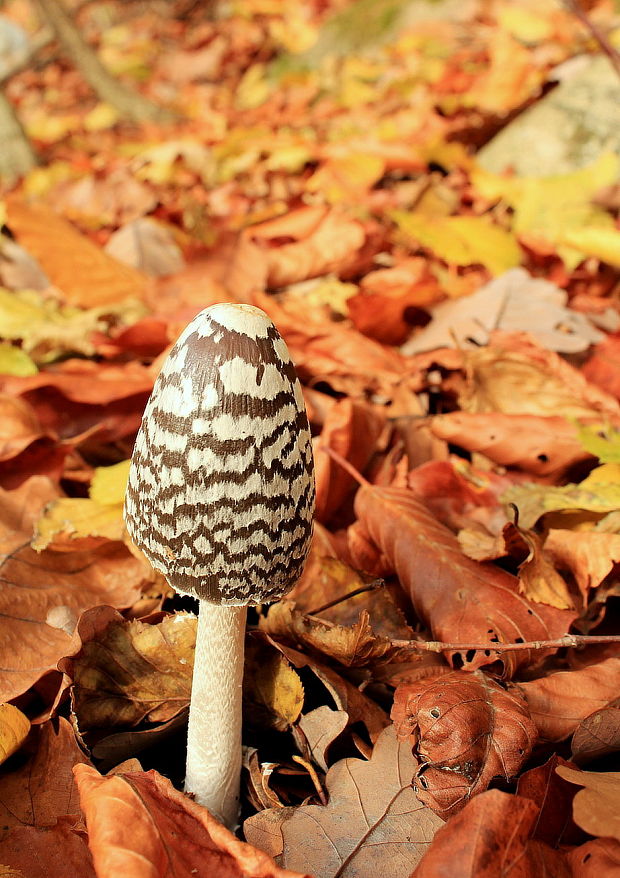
[124,303,315,828]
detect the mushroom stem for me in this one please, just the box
[185,600,246,829]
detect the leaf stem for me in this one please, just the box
[390,634,620,653]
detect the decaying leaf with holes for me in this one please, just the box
[392,671,537,818]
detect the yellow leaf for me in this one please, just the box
[581,463,620,487]
[497,6,554,43]
[559,226,620,268]
[0,703,30,765]
[464,31,543,114]
[236,64,271,110]
[90,460,131,506]
[22,161,74,198]
[306,154,385,203]
[84,102,120,132]
[245,641,304,731]
[31,498,125,551]
[392,212,521,275]
[0,343,38,376]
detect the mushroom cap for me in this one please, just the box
[124,304,315,605]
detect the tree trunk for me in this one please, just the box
[33,0,176,123]
[0,90,38,184]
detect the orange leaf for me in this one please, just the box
[74,764,307,878]
[6,200,150,307]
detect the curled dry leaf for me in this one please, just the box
[244,725,443,878]
[244,639,304,732]
[430,411,593,477]
[313,397,386,522]
[411,789,571,878]
[556,765,620,842]
[517,657,620,743]
[0,705,30,766]
[460,332,620,419]
[0,395,50,462]
[515,530,574,610]
[571,700,620,765]
[354,482,573,677]
[0,478,147,702]
[392,670,537,818]
[59,606,196,732]
[5,199,150,306]
[260,601,404,668]
[545,529,620,599]
[74,764,305,878]
[295,706,349,772]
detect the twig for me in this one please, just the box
[563,0,620,81]
[306,579,384,616]
[0,27,54,86]
[390,634,620,652]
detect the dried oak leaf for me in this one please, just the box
[59,606,196,732]
[392,670,536,818]
[517,657,620,743]
[411,789,571,878]
[430,412,594,478]
[460,332,620,419]
[243,725,443,878]
[74,764,304,878]
[5,199,150,306]
[556,765,620,842]
[572,699,620,765]
[0,478,147,702]
[354,483,573,677]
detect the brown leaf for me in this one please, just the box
[0,478,147,701]
[568,838,620,877]
[516,530,574,610]
[0,395,49,462]
[556,765,620,842]
[516,755,583,847]
[59,607,196,731]
[49,170,157,227]
[583,332,620,401]
[517,657,620,742]
[572,701,620,765]
[0,819,95,878]
[6,200,150,306]
[295,706,349,772]
[411,789,571,878]
[460,332,620,419]
[354,483,573,677]
[0,718,89,832]
[430,412,594,477]
[545,529,620,599]
[74,764,304,878]
[392,670,537,817]
[244,725,443,878]
[313,398,386,522]
[260,601,403,668]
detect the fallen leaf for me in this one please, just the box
[516,530,574,610]
[105,218,185,276]
[516,754,583,847]
[568,837,620,877]
[244,725,443,877]
[0,705,29,766]
[5,200,150,306]
[0,819,95,878]
[392,670,537,817]
[517,657,620,742]
[402,268,602,355]
[0,478,147,701]
[59,607,195,731]
[74,764,303,878]
[411,789,571,878]
[295,706,349,771]
[0,718,89,831]
[556,765,620,842]
[572,701,620,765]
[583,333,620,401]
[0,395,49,462]
[354,482,573,676]
[544,530,620,599]
[244,638,304,732]
[49,170,157,228]
[430,412,594,477]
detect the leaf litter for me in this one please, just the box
[0,0,619,875]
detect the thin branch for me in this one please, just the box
[563,0,620,81]
[306,579,384,616]
[390,634,620,653]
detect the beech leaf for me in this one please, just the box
[354,483,573,676]
[74,764,303,878]
[244,725,443,877]
[392,670,537,817]
[0,705,29,766]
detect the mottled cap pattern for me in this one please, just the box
[124,304,315,605]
